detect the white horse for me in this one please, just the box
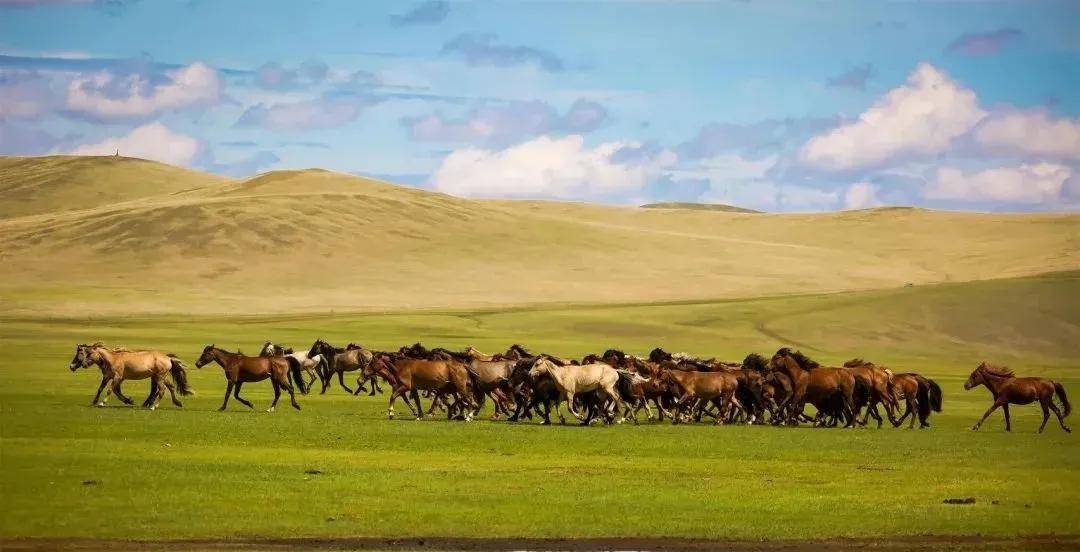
[528,358,628,423]
[259,342,327,394]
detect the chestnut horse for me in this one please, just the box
[195,345,301,412]
[769,348,857,427]
[659,368,741,424]
[69,343,192,409]
[890,372,943,429]
[843,359,900,428]
[363,353,476,420]
[965,362,1070,433]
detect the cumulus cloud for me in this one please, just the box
[0,69,61,118]
[431,134,676,199]
[826,63,872,91]
[236,93,371,131]
[442,33,564,72]
[925,163,1072,204]
[843,182,883,209]
[66,61,223,119]
[391,0,449,26]
[972,109,1080,161]
[403,98,607,146]
[69,122,201,166]
[945,28,1024,57]
[799,63,986,171]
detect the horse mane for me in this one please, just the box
[648,347,671,363]
[844,358,871,368]
[981,363,1015,378]
[742,353,769,372]
[777,348,819,370]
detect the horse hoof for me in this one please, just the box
[266,407,275,413]
[415,417,423,421]
[95,402,105,407]
[149,405,157,411]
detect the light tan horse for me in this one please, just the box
[528,358,628,423]
[70,343,192,409]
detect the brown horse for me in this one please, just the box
[965,362,1070,433]
[769,348,857,427]
[843,359,900,428]
[363,353,476,420]
[659,368,741,424]
[889,372,943,429]
[306,339,376,395]
[69,343,192,409]
[195,345,301,412]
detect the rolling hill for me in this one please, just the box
[0,155,1077,315]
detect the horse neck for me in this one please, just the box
[211,348,238,367]
[89,347,115,367]
[778,357,806,381]
[979,369,1013,394]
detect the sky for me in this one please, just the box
[1,0,1078,212]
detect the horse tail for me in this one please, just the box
[926,378,943,412]
[286,356,308,394]
[615,370,637,403]
[915,377,932,421]
[1053,382,1071,417]
[169,358,194,396]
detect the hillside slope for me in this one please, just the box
[0,155,1077,315]
[0,156,224,219]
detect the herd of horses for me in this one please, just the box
[67,340,1072,432]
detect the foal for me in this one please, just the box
[965,362,1070,433]
[196,345,301,412]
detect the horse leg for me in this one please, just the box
[267,380,281,412]
[387,386,404,419]
[148,376,167,410]
[563,392,585,421]
[1039,398,1051,433]
[112,382,134,406]
[231,382,253,409]
[320,369,331,394]
[219,381,234,411]
[908,399,918,429]
[972,399,1005,431]
[162,378,182,408]
[336,371,354,394]
[411,390,424,420]
[279,373,301,411]
[1048,402,1071,433]
[90,376,109,406]
[1002,403,1012,432]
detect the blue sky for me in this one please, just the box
[1,0,1077,211]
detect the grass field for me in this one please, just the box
[1,272,1077,543]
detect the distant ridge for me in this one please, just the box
[640,202,761,214]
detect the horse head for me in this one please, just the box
[69,344,93,372]
[195,344,217,368]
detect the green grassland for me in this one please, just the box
[1,272,1077,541]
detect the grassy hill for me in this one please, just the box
[0,155,1077,315]
[640,201,761,213]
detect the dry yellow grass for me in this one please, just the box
[1,155,1077,315]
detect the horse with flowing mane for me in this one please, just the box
[260,341,326,394]
[769,348,858,427]
[69,342,192,409]
[965,362,1070,433]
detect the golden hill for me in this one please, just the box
[0,155,1077,315]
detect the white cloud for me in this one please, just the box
[431,134,675,199]
[69,122,201,166]
[925,163,1071,204]
[973,109,1080,161]
[843,182,883,209]
[799,63,986,171]
[66,62,222,119]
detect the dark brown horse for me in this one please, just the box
[769,348,857,427]
[843,359,900,428]
[195,345,301,412]
[965,362,1070,433]
[890,372,943,429]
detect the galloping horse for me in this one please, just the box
[659,368,741,424]
[528,358,629,424]
[889,372,943,429]
[259,341,326,394]
[965,362,1070,433]
[69,343,192,409]
[363,353,476,420]
[306,339,377,395]
[195,345,301,412]
[769,348,858,427]
[842,359,900,427]
[461,347,518,419]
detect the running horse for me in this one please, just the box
[527,358,630,424]
[259,341,326,394]
[769,348,858,427]
[195,345,302,412]
[306,339,379,395]
[69,343,192,409]
[362,352,477,420]
[965,362,1070,433]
